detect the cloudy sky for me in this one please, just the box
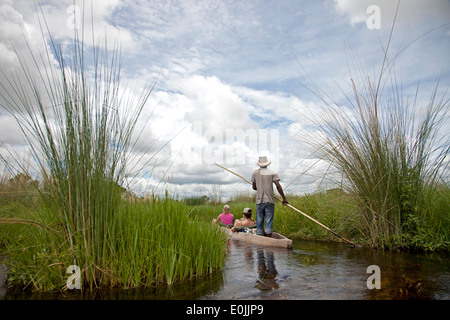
[0,0,449,201]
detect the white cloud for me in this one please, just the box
[0,114,25,145]
[1,0,448,201]
[174,75,255,132]
[6,0,138,53]
[123,72,323,198]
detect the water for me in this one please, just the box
[1,239,449,300]
[205,240,450,300]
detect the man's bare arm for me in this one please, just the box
[274,180,289,205]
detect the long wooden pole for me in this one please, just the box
[215,163,356,246]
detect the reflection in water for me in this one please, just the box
[255,249,279,292]
[204,239,450,300]
[1,263,225,300]
[2,239,450,300]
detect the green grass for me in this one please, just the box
[185,186,449,251]
[0,194,228,290]
[296,11,449,250]
[106,195,228,287]
[0,14,228,291]
[274,189,357,240]
[303,74,449,249]
[1,5,449,295]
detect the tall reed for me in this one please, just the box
[0,11,227,290]
[302,19,449,249]
[16,33,148,285]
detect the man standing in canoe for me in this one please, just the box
[251,156,289,237]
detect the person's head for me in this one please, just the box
[243,208,252,219]
[223,205,230,213]
[257,156,271,168]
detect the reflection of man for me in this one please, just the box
[255,249,278,291]
[251,156,289,237]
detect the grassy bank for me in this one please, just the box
[296,12,449,250]
[0,191,228,290]
[185,186,450,252]
[0,19,228,291]
[278,188,449,251]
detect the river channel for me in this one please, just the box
[1,238,449,300]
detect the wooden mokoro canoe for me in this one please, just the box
[221,227,292,249]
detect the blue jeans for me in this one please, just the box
[256,202,274,236]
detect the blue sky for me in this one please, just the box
[1,0,449,200]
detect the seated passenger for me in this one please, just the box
[216,205,234,228]
[231,208,256,232]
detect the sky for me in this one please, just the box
[0,0,449,201]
